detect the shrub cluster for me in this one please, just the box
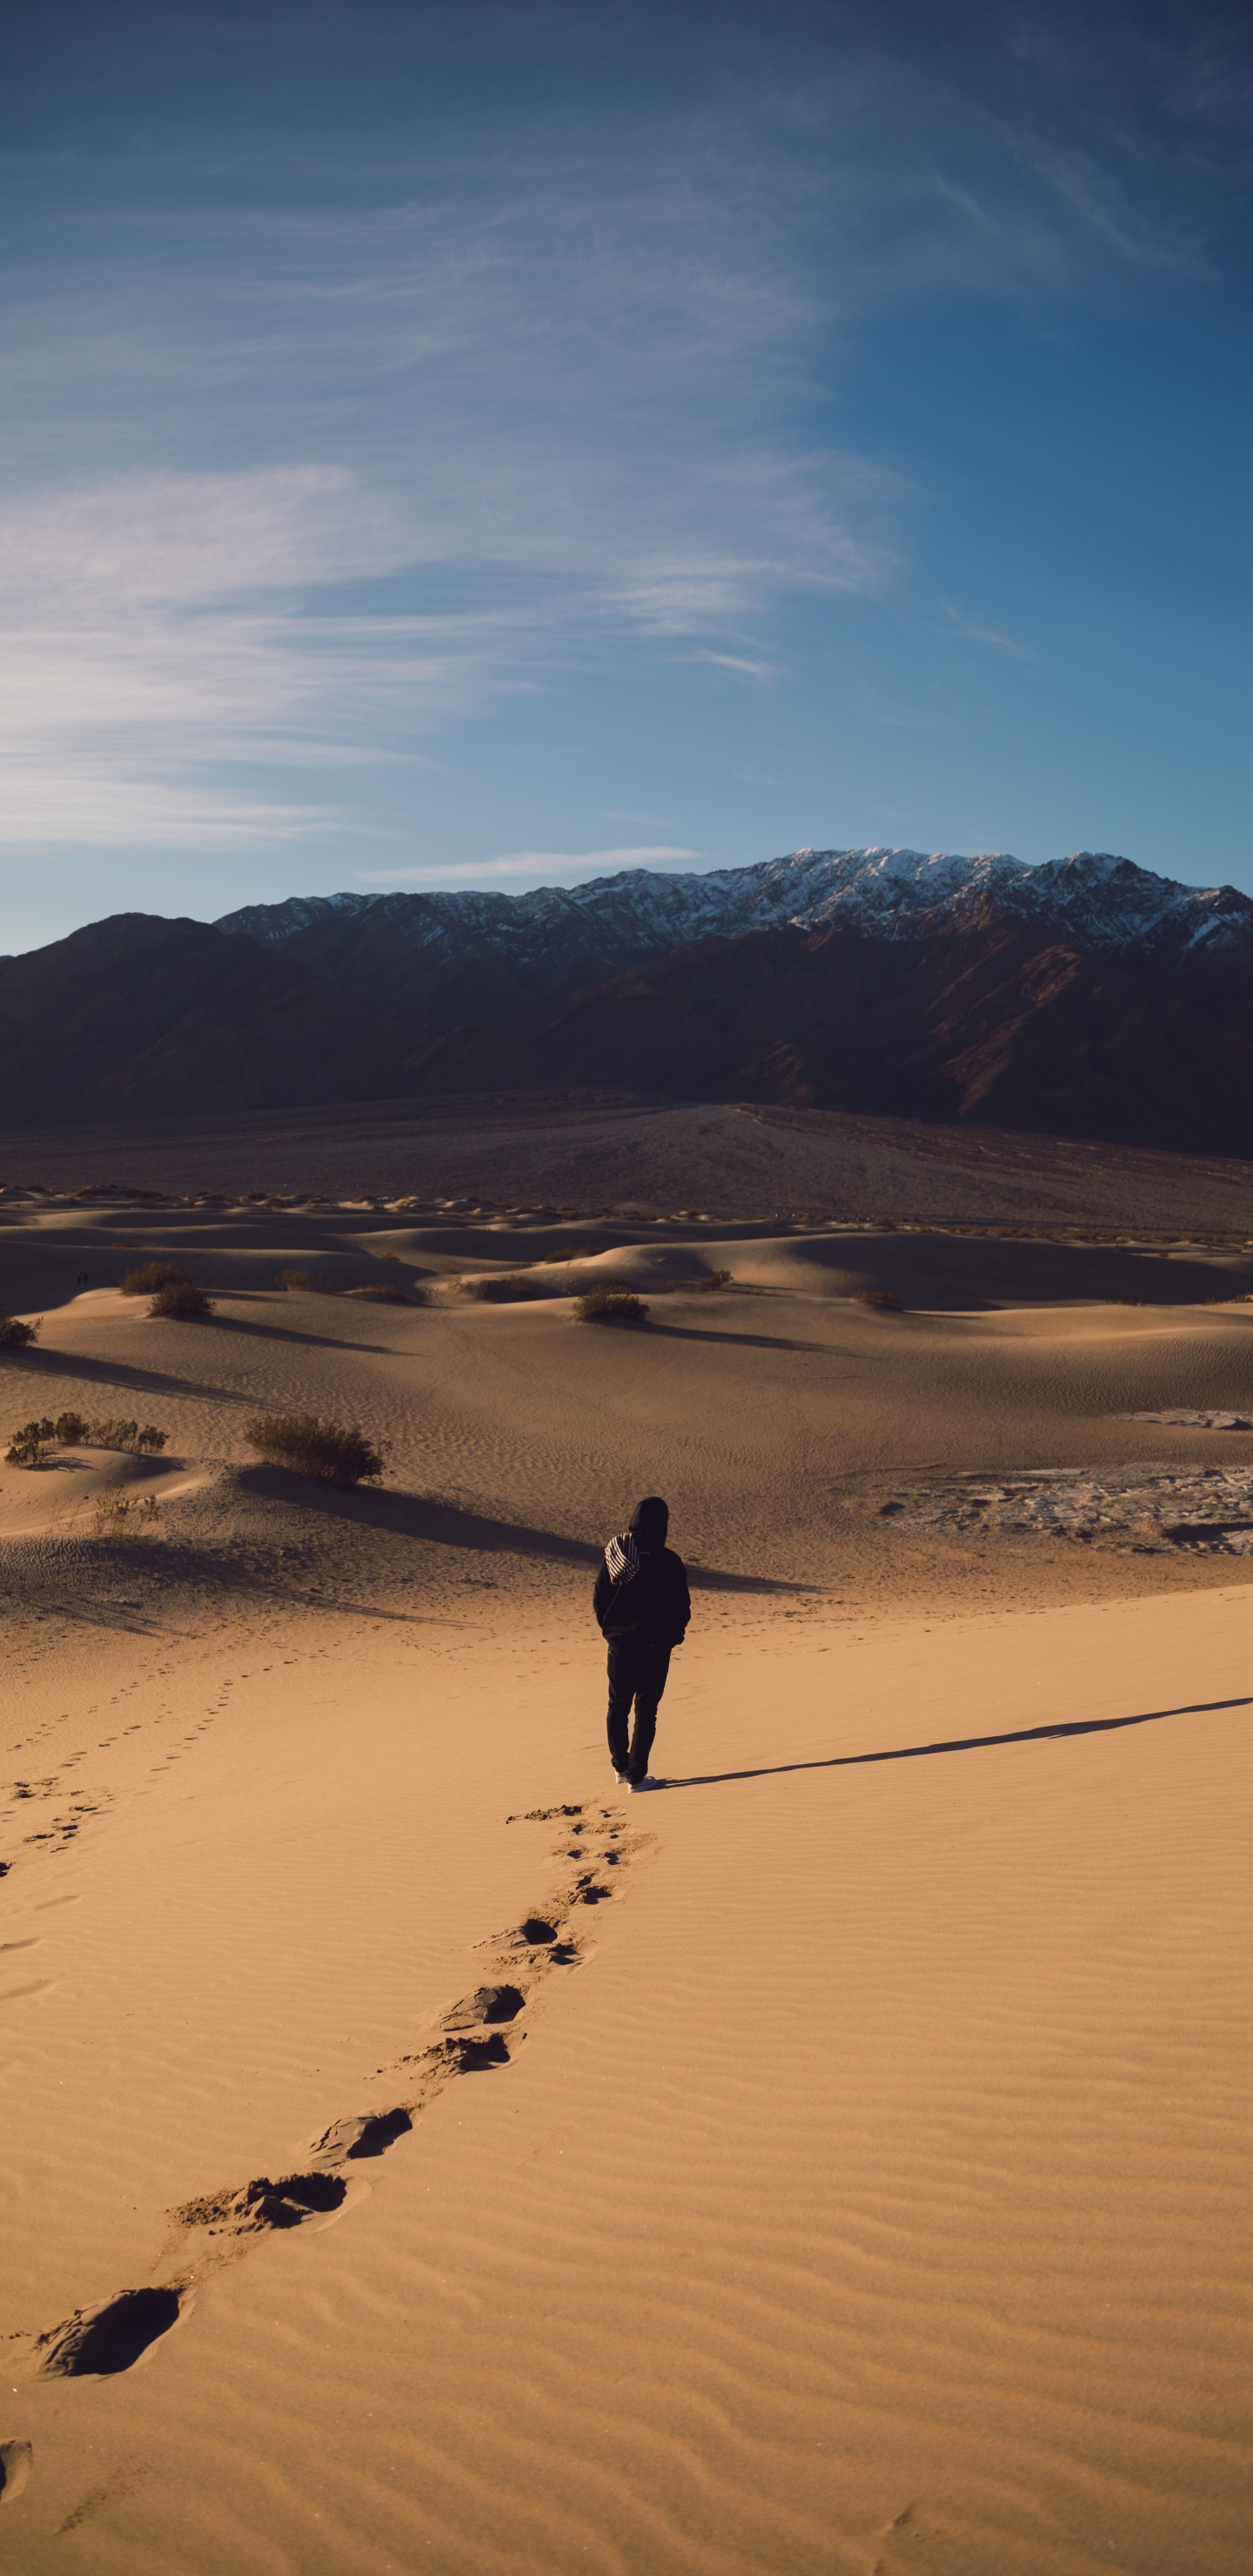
[276,1267,318,1291]
[347,1282,425,1305]
[148,1279,215,1319]
[118,1260,214,1319]
[0,1312,40,1349]
[698,1268,733,1292]
[92,1492,162,1539]
[243,1412,386,1487]
[574,1289,650,1325]
[850,1287,903,1311]
[462,1275,536,1303]
[119,1260,186,1296]
[4,1413,169,1467]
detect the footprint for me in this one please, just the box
[508,1803,583,1824]
[516,1917,557,1946]
[423,2031,512,2072]
[173,2172,347,2236]
[310,2109,412,2163]
[442,1984,526,2030]
[37,2287,184,2378]
[0,2440,32,2505]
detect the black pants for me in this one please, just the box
[606,1639,672,1782]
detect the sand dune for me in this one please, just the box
[2,1201,1250,2570]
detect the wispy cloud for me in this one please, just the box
[941,600,1035,661]
[361,846,700,883]
[0,466,497,846]
[0,440,888,850]
[0,2,1246,875]
[681,648,780,684]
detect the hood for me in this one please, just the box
[628,1495,669,1549]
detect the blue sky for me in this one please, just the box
[2,0,1250,951]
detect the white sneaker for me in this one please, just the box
[629,1774,661,1794]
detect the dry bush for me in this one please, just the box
[243,1412,386,1486]
[462,1275,536,1303]
[849,1288,903,1311]
[5,1412,169,1466]
[87,1419,168,1452]
[120,1261,187,1297]
[697,1268,733,1292]
[574,1289,650,1325]
[92,1492,162,1539]
[6,1419,53,1466]
[0,1312,40,1348]
[148,1280,215,1320]
[276,1267,318,1291]
[347,1282,424,1305]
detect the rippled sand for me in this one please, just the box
[2,1204,1250,2571]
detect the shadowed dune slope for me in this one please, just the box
[8,1093,1253,1229]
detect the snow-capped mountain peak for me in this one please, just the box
[218,844,1253,973]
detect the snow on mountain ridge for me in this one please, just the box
[218,846,1253,968]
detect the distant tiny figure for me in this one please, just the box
[594,1495,690,1793]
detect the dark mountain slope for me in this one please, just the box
[406,909,1253,1154]
[0,915,412,1124]
[216,886,653,1023]
[5,856,1253,1154]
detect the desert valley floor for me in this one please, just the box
[1,1164,1250,2573]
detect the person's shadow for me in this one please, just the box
[657,1694,1250,1788]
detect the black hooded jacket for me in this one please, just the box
[593,1497,691,1647]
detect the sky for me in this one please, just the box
[1,0,1250,953]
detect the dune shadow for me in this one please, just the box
[647,1322,834,1354]
[4,1345,249,1404]
[663,1694,1253,1789]
[210,1313,382,1355]
[234,1466,810,1593]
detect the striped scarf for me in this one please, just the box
[604,1530,640,1587]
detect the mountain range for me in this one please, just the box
[3,847,1253,1152]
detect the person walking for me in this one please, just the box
[593,1495,690,1792]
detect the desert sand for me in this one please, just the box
[2,1191,1250,2573]
[9,1088,1253,1229]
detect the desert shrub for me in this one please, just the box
[148,1280,215,1320]
[697,1268,733,1292]
[120,1261,187,1297]
[462,1275,535,1303]
[243,1412,386,1486]
[574,1289,650,1325]
[88,1419,168,1452]
[92,1492,162,1539]
[5,1412,169,1466]
[276,1267,318,1291]
[347,1282,424,1305]
[6,1418,56,1466]
[850,1288,903,1311]
[0,1311,40,1348]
